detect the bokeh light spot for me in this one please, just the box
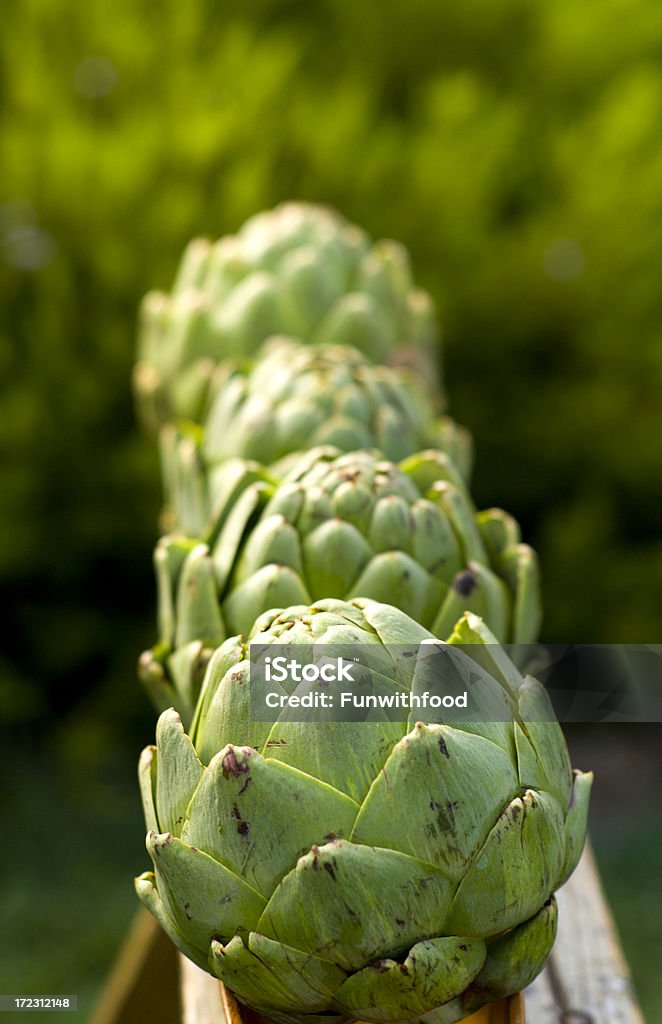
[543,238,586,282]
[74,56,117,99]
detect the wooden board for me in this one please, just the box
[525,843,644,1023]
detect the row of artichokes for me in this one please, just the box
[132,202,591,1024]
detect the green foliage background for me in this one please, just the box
[1,0,661,1019]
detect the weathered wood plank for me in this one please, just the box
[180,956,229,1024]
[526,842,644,1023]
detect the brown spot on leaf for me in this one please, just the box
[222,748,250,778]
[453,569,476,596]
[232,803,249,838]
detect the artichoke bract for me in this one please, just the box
[134,202,440,430]
[202,338,470,471]
[143,447,540,719]
[160,338,472,536]
[136,600,592,1024]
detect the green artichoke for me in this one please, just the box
[134,202,440,430]
[136,599,591,1024]
[160,338,471,536]
[142,447,540,720]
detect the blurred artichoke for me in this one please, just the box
[160,338,471,537]
[134,202,440,429]
[142,448,540,719]
[136,600,591,1024]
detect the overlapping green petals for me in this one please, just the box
[258,841,454,972]
[198,338,469,471]
[143,449,540,717]
[210,933,347,1013]
[333,937,486,1023]
[135,600,590,1024]
[135,202,441,431]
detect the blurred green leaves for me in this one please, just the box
[1,0,662,734]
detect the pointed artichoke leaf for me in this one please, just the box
[429,483,486,563]
[501,543,542,645]
[475,508,520,564]
[413,640,516,751]
[192,650,271,764]
[223,564,311,637]
[367,495,415,553]
[154,709,204,836]
[410,499,463,579]
[154,535,198,647]
[139,648,177,716]
[446,789,565,937]
[174,544,225,649]
[166,639,211,722]
[164,431,208,537]
[211,271,285,353]
[357,597,435,647]
[463,897,557,1013]
[135,872,208,969]
[258,840,454,971]
[181,745,358,897]
[351,723,519,881]
[333,936,486,1023]
[146,832,266,951]
[314,293,394,363]
[515,677,573,812]
[434,417,474,483]
[211,480,272,591]
[559,770,593,885]
[205,458,272,541]
[302,521,373,599]
[210,933,347,1013]
[446,612,524,695]
[190,636,245,747]
[138,745,158,834]
[234,515,304,582]
[432,562,510,645]
[262,721,404,804]
[351,552,434,626]
[400,450,469,503]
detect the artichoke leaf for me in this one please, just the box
[351,723,519,880]
[138,745,158,835]
[146,832,266,950]
[223,565,311,637]
[257,840,454,972]
[135,872,208,970]
[261,720,405,804]
[559,770,593,885]
[445,789,565,937]
[333,936,486,1022]
[210,933,347,1012]
[181,745,358,897]
[463,897,557,1013]
[174,544,225,649]
[155,708,204,836]
[515,676,573,812]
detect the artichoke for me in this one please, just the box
[142,447,540,720]
[136,599,592,1024]
[160,338,472,536]
[134,202,440,430]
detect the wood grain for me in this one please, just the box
[526,842,645,1023]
